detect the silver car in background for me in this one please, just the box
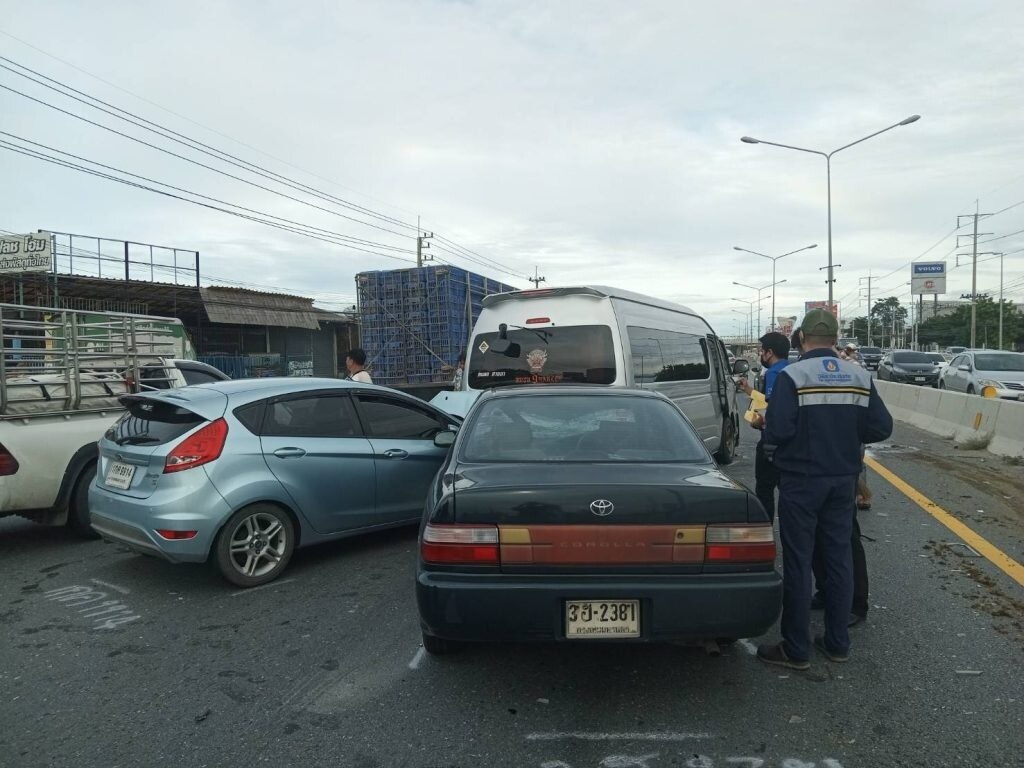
[938,350,1024,400]
[89,379,461,586]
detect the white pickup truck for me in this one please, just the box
[0,303,228,535]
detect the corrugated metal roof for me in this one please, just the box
[200,287,321,329]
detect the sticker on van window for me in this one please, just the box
[478,340,490,354]
[526,348,548,373]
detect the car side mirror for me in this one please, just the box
[958,364,971,372]
[732,359,750,375]
[434,431,457,448]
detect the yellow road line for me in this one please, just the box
[865,456,1024,589]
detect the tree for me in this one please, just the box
[917,297,1022,350]
[869,297,908,347]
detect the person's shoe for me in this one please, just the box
[848,612,866,628]
[810,592,825,610]
[813,635,850,663]
[756,642,810,671]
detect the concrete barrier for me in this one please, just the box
[874,379,1024,458]
[989,400,1024,458]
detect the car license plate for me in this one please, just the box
[914,377,926,382]
[565,600,640,639]
[105,461,136,490]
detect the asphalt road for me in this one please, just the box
[1,415,1022,768]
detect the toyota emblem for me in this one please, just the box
[590,499,615,517]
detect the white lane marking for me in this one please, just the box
[229,578,296,597]
[738,639,758,656]
[526,732,712,742]
[90,579,130,595]
[408,647,426,670]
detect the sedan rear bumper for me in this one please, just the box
[417,569,782,643]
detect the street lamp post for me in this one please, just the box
[730,309,750,346]
[733,244,817,327]
[741,115,921,307]
[733,280,784,339]
[732,295,771,346]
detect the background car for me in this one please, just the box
[416,387,781,655]
[922,352,949,384]
[877,350,941,386]
[858,346,883,371]
[89,379,461,586]
[939,350,1024,399]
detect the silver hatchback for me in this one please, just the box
[89,379,460,586]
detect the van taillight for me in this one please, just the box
[0,443,19,476]
[164,418,228,474]
[705,524,776,563]
[421,524,500,565]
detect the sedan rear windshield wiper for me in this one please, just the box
[115,434,160,446]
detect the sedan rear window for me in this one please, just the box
[461,395,708,463]
[860,347,881,355]
[106,398,205,446]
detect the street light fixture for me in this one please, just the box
[740,115,921,306]
[733,244,817,327]
[733,280,784,339]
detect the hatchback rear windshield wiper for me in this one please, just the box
[115,434,160,446]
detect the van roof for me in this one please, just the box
[482,285,698,316]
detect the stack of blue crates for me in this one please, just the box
[356,266,516,385]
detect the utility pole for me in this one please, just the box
[416,230,434,268]
[859,273,878,346]
[957,207,993,348]
[528,266,546,288]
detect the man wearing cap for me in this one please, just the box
[756,309,892,669]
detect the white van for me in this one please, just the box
[460,286,744,463]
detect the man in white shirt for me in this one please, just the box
[345,348,373,383]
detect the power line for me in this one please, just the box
[0,131,416,255]
[0,141,418,264]
[0,50,526,280]
[0,56,421,235]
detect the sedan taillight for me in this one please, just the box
[421,524,500,565]
[0,443,18,476]
[705,524,776,563]
[164,418,228,474]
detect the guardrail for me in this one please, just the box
[874,380,1024,458]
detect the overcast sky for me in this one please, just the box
[2,0,1023,337]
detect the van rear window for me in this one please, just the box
[467,325,616,389]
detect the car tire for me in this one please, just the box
[214,504,295,588]
[966,385,975,395]
[422,632,463,656]
[938,381,945,389]
[67,463,100,539]
[714,416,737,465]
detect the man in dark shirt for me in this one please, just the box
[756,310,892,670]
[739,332,790,521]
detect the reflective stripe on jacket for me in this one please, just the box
[762,348,892,476]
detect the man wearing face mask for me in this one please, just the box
[738,332,791,522]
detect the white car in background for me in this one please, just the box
[923,352,949,385]
[938,350,1024,400]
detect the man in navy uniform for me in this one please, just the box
[757,309,892,669]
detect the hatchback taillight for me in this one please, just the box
[705,524,776,563]
[0,443,18,476]
[421,524,500,565]
[164,418,228,474]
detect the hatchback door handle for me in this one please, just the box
[272,447,306,458]
[382,449,408,459]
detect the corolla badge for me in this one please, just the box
[526,348,548,373]
[590,499,615,517]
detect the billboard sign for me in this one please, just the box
[803,301,839,317]
[776,316,797,335]
[911,261,946,295]
[0,232,52,274]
